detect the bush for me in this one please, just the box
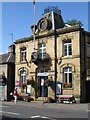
[47,97,55,103]
[27,98,34,102]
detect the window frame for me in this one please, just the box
[38,43,46,59]
[20,70,26,84]
[63,40,72,56]
[20,47,26,62]
[63,67,72,88]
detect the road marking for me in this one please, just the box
[30,115,56,120]
[0,111,6,114]
[41,116,56,120]
[7,112,19,115]
[87,110,90,112]
[30,115,40,118]
[0,111,19,116]
[0,106,9,108]
[41,116,49,118]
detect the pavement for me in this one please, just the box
[1,100,89,111]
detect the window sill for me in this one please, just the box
[62,55,80,59]
[20,61,26,64]
[62,55,72,59]
[62,87,74,90]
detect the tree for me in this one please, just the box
[66,19,83,27]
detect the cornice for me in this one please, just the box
[15,25,84,44]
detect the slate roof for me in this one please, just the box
[0,52,15,64]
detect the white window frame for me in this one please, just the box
[20,47,26,62]
[63,41,72,56]
[63,67,72,84]
[20,70,26,84]
[38,43,46,59]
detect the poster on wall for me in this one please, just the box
[41,79,44,86]
[27,85,31,94]
[56,82,62,95]
[15,81,20,87]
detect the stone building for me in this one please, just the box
[0,44,15,101]
[15,7,90,103]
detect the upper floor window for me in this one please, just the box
[20,47,26,62]
[38,43,46,59]
[63,40,72,56]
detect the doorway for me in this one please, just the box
[38,76,48,97]
[86,81,90,102]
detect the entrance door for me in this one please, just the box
[38,76,48,97]
[86,81,90,102]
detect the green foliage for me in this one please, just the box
[66,19,83,27]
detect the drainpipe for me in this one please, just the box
[54,29,57,102]
[52,11,57,102]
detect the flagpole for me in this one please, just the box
[33,0,36,50]
[7,33,13,45]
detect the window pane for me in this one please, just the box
[20,47,26,62]
[20,70,26,84]
[63,40,72,56]
[63,67,72,84]
[42,44,46,47]
[64,44,67,56]
[63,73,67,83]
[64,67,68,73]
[69,67,72,72]
[68,44,72,55]
[69,73,72,83]
[38,43,46,59]
[43,49,46,53]
[39,49,42,53]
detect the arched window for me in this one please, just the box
[63,67,72,84]
[20,70,26,84]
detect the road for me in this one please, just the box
[0,101,89,120]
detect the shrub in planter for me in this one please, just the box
[47,97,55,103]
[62,83,72,88]
[27,97,34,102]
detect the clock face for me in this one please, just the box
[38,18,48,32]
[31,52,38,62]
[40,20,47,31]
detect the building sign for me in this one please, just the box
[37,72,49,77]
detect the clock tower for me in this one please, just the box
[37,6,65,33]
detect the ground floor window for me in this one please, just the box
[19,70,26,93]
[20,70,26,84]
[63,67,72,88]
